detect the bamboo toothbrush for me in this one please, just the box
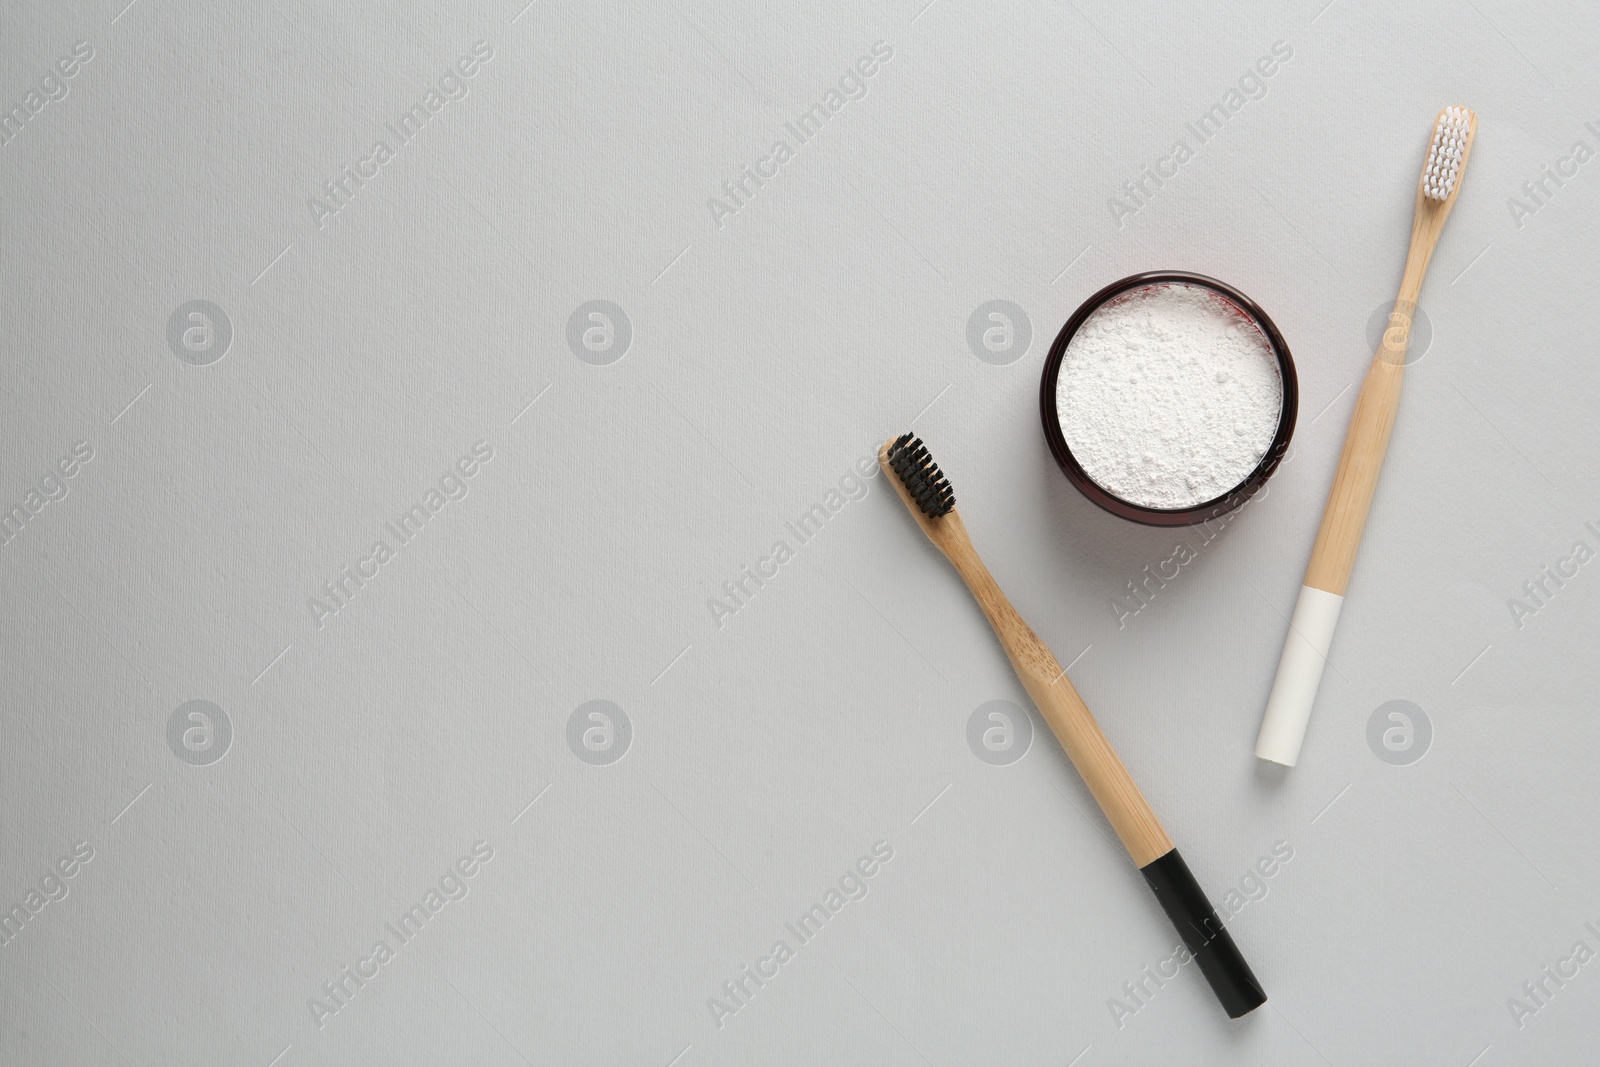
[1255,106,1478,767]
[880,433,1266,1018]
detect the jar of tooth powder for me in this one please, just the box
[1039,271,1297,526]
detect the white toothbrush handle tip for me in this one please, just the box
[1254,585,1344,767]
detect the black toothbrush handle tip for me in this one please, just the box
[1139,848,1267,1018]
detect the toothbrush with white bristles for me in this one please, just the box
[1255,105,1477,767]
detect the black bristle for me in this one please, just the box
[887,433,955,518]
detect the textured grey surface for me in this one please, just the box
[3,1,1598,1064]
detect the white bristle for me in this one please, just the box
[1423,106,1473,201]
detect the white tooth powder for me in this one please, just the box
[1055,282,1283,510]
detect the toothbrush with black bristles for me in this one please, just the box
[880,432,1266,1018]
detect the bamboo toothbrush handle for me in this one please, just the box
[1255,218,1440,768]
[937,514,1172,863]
[1305,176,1451,599]
[1023,672,1177,862]
[937,514,1265,1016]
[1305,354,1406,596]
[1253,353,1403,767]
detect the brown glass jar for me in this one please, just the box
[1039,270,1298,527]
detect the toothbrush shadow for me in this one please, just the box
[1252,757,1290,792]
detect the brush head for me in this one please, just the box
[886,433,955,519]
[1422,105,1475,202]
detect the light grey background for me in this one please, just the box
[3,0,1597,1064]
